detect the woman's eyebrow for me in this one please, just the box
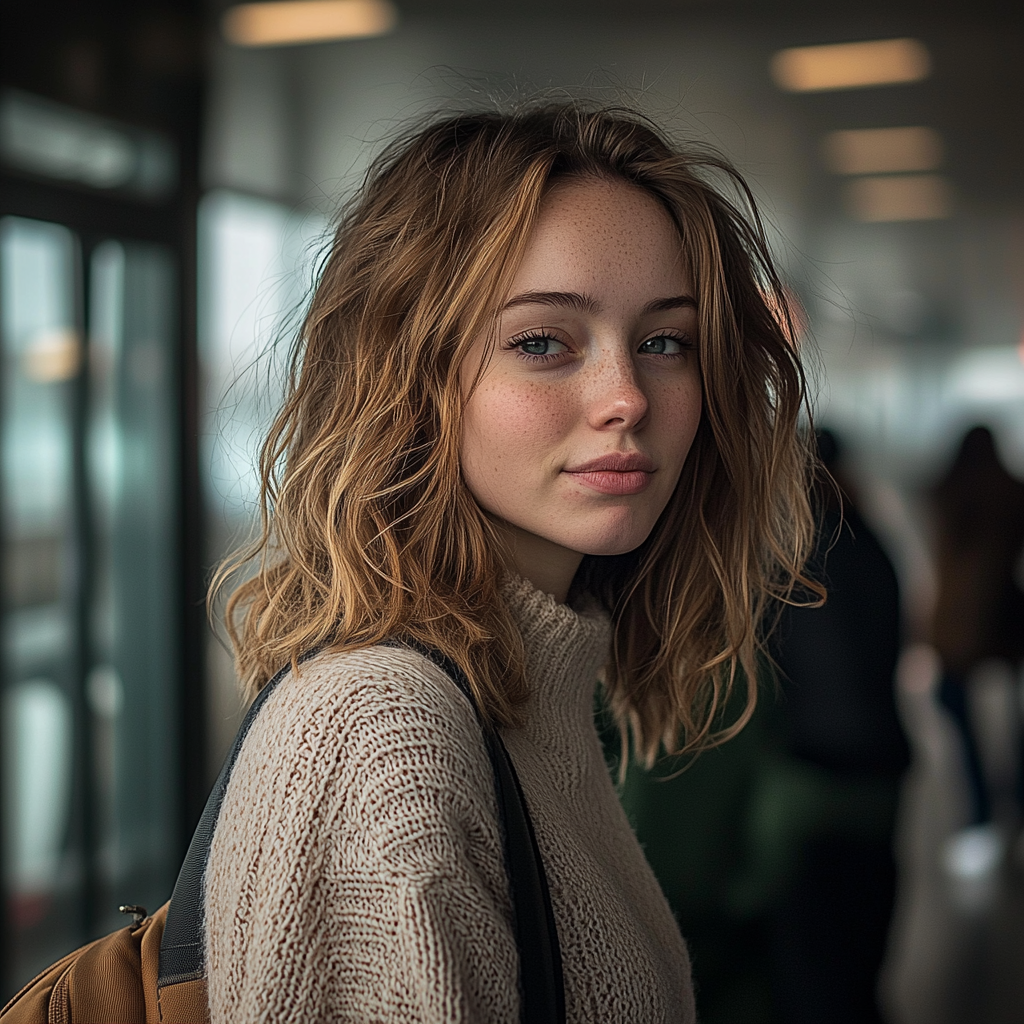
[501,290,600,313]
[643,295,697,314]
[500,291,697,314]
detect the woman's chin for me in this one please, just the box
[573,530,654,558]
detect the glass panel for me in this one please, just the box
[0,216,79,981]
[199,190,317,521]
[198,190,325,767]
[0,90,177,200]
[88,240,178,932]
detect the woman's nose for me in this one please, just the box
[586,350,649,430]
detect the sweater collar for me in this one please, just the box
[499,573,612,715]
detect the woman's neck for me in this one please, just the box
[490,519,583,604]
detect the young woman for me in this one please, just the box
[206,103,815,1023]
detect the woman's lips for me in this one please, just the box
[565,469,652,495]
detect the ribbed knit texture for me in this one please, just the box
[205,574,695,1023]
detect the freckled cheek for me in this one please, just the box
[470,383,572,468]
[683,380,704,432]
[658,378,704,455]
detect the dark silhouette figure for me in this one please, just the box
[930,425,1024,825]
[766,429,910,1024]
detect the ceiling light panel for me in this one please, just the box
[223,0,398,47]
[823,127,944,175]
[771,38,930,93]
[845,174,953,222]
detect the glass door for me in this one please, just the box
[0,216,80,979]
[0,216,179,987]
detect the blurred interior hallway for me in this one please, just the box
[2,0,1024,1018]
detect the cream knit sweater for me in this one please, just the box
[205,575,695,1023]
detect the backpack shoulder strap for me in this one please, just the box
[157,656,301,986]
[386,640,564,1024]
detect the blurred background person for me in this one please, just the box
[930,426,1024,867]
[761,429,911,1024]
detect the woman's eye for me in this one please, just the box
[514,334,567,359]
[640,334,690,355]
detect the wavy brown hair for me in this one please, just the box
[213,102,819,765]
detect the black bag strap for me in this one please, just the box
[388,640,565,1024]
[158,653,307,985]
[158,644,565,1024]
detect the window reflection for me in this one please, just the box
[0,215,79,975]
[88,238,178,925]
[2,680,72,922]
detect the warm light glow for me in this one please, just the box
[823,126,943,175]
[23,330,81,383]
[223,0,398,47]
[845,174,952,222]
[771,38,930,92]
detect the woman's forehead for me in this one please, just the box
[510,177,692,303]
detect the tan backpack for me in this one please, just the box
[0,903,207,1024]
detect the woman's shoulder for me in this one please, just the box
[214,643,498,877]
[235,643,484,782]
[270,643,472,717]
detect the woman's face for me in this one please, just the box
[460,176,703,600]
